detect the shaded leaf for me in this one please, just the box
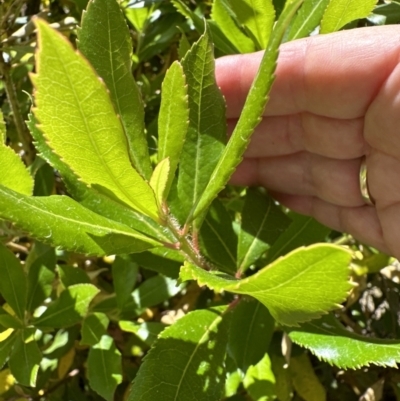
[81,313,109,346]
[180,244,352,326]
[87,335,122,401]
[0,332,16,370]
[33,284,99,328]
[243,353,276,401]
[78,0,152,179]
[58,265,90,287]
[177,27,226,224]
[200,199,237,273]
[0,244,27,320]
[128,306,230,401]
[32,19,158,219]
[229,0,275,49]
[178,30,191,59]
[211,0,255,53]
[112,256,138,310]
[289,314,400,369]
[0,185,159,256]
[9,332,42,387]
[238,189,290,273]
[229,300,274,372]
[33,162,54,196]
[270,353,293,401]
[320,0,377,33]
[193,0,304,220]
[286,0,330,41]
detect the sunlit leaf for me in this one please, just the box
[81,313,109,346]
[180,244,352,326]
[150,157,170,211]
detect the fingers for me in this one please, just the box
[217,25,400,119]
[231,153,364,207]
[228,113,365,159]
[271,193,390,256]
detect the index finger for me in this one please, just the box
[216,25,400,119]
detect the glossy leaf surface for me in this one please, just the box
[289,314,400,368]
[128,306,230,401]
[0,186,158,256]
[181,244,352,326]
[32,20,158,219]
[78,0,152,179]
[193,0,304,220]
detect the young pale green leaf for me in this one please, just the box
[180,244,352,326]
[9,332,42,387]
[286,0,330,41]
[199,199,237,274]
[289,314,400,369]
[32,19,159,220]
[243,354,276,401]
[288,353,326,401]
[320,0,377,33]
[0,244,27,321]
[265,213,331,264]
[26,242,56,312]
[177,28,226,224]
[171,0,239,55]
[237,189,291,273]
[211,0,255,53]
[33,284,99,329]
[128,306,230,401]
[0,332,16,369]
[0,185,159,256]
[27,116,173,244]
[119,321,166,346]
[192,0,304,221]
[87,335,122,401]
[78,0,152,179]
[81,313,109,346]
[158,61,188,195]
[150,158,170,210]
[112,256,138,310]
[229,300,274,372]
[229,0,275,49]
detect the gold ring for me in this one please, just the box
[359,156,375,206]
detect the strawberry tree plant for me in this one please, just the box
[1,0,400,399]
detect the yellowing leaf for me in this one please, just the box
[58,347,76,379]
[32,19,159,220]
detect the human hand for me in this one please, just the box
[216,25,400,258]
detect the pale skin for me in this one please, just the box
[215,25,400,259]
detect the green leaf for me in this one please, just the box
[150,158,170,210]
[180,244,352,326]
[243,354,276,401]
[177,28,226,224]
[229,0,275,49]
[192,0,304,220]
[81,313,109,346]
[211,0,255,53]
[286,0,330,41]
[199,199,237,273]
[270,354,293,401]
[0,111,33,195]
[32,19,159,220]
[0,332,16,369]
[27,115,173,244]
[0,244,27,320]
[87,334,122,401]
[78,0,152,179]
[33,284,99,328]
[288,352,326,401]
[58,265,90,287]
[112,256,138,310]
[0,185,159,256]
[0,309,23,329]
[265,213,331,264]
[119,321,166,346]
[237,189,291,273]
[26,242,56,312]
[124,2,151,32]
[158,61,188,195]
[33,162,54,196]
[9,332,42,387]
[229,300,274,372]
[289,313,400,369]
[320,0,377,33]
[128,306,230,401]
[178,31,191,59]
